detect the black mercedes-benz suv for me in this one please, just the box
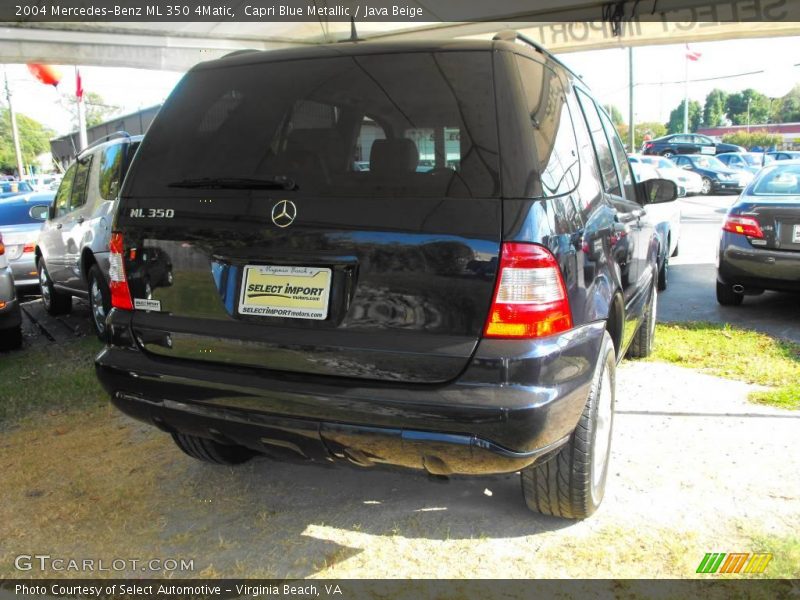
[95,32,676,519]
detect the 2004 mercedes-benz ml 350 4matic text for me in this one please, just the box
[95,32,677,519]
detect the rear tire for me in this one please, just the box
[628,283,657,359]
[671,240,679,258]
[657,255,668,291]
[87,264,111,341]
[0,326,22,351]
[521,331,616,519]
[661,150,674,159]
[701,177,712,195]
[37,259,72,315]
[171,432,255,465]
[716,280,744,306]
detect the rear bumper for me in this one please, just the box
[0,268,21,329]
[9,255,38,287]
[718,233,800,292]
[95,313,606,476]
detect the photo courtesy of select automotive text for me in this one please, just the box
[0,0,799,598]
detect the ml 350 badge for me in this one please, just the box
[238,265,332,320]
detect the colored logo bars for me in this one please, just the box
[696,552,773,574]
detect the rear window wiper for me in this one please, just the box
[168,176,297,190]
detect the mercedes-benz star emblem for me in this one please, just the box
[271,199,297,228]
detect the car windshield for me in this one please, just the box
[743,154,761,166]
[692,156,726,170]
[652,157,675,169]
[751,164,800,195]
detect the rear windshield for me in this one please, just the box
[0,200,50,225]
[126,51,499,198]
[0,182,33,195]
[751,164,800,195]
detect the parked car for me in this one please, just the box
[642,134,744,158]
[36,133,142,339]
[629,158,682,290]
[0,232,23,350]
[635,154,704,195]
[0,192,55,288]
[0,180,34,200]
[717,161,800,305]
[763,150,800,165]
[94,33,677,520]
[23,174,62,193]
[672,154,752,195]
[716,152,763,175]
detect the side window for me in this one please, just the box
[54,163,77,217]
[70,155,92,210]
[99,143,124,200]
[575,88,621,196]
[673,135,690,144]
[516,56,580,197]
[598,108,635,201]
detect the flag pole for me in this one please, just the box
[75,66,88,151]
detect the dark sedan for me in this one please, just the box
[642,133,744,158]
[717,161,800,305]
[672,154,752,195]
[764,150,800,165]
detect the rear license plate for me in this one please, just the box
[700,146,715,154]
[238,265,332,320]
[793,224,800,244]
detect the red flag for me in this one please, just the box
[685,44,702,61]
[75,69,84,101]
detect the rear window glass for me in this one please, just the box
[0,201,51,225]
[126,52,499,198]
[0,181,33,195]
[752,164,800,195]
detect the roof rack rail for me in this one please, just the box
[80,131,131,154]
[493,29,583,81]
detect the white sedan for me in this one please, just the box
[633,154,704,195]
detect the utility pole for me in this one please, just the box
[3,68,25,179]
[628,47,635,152]
[683,53,689,134]
[747,98,752,133]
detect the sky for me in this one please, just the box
[2,33,799,137]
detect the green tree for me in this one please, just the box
[703,89,728,127]
[775,84,800,123]
[666,100,703,134]
[604,104,625,126]
[57,91,119,129]
[617,121,667,150]
[725,89,772,126]
[0,108,54,174]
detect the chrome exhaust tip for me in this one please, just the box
[732,284,745,294]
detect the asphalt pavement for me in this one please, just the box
[659,194,800,344]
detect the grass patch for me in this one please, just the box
[745,533,800,579]
[652,322,800,410]
[0,338,106,425]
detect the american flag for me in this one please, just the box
[686,44,702,61]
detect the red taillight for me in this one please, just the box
[109,232,133,310]
[23,243,35,254]
[723,215,764,239]
[0,233,4,256]
[484,243,573,339]
[644,142,654,151]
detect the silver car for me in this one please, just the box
[0,192,54,287]
[36,134,142,339]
